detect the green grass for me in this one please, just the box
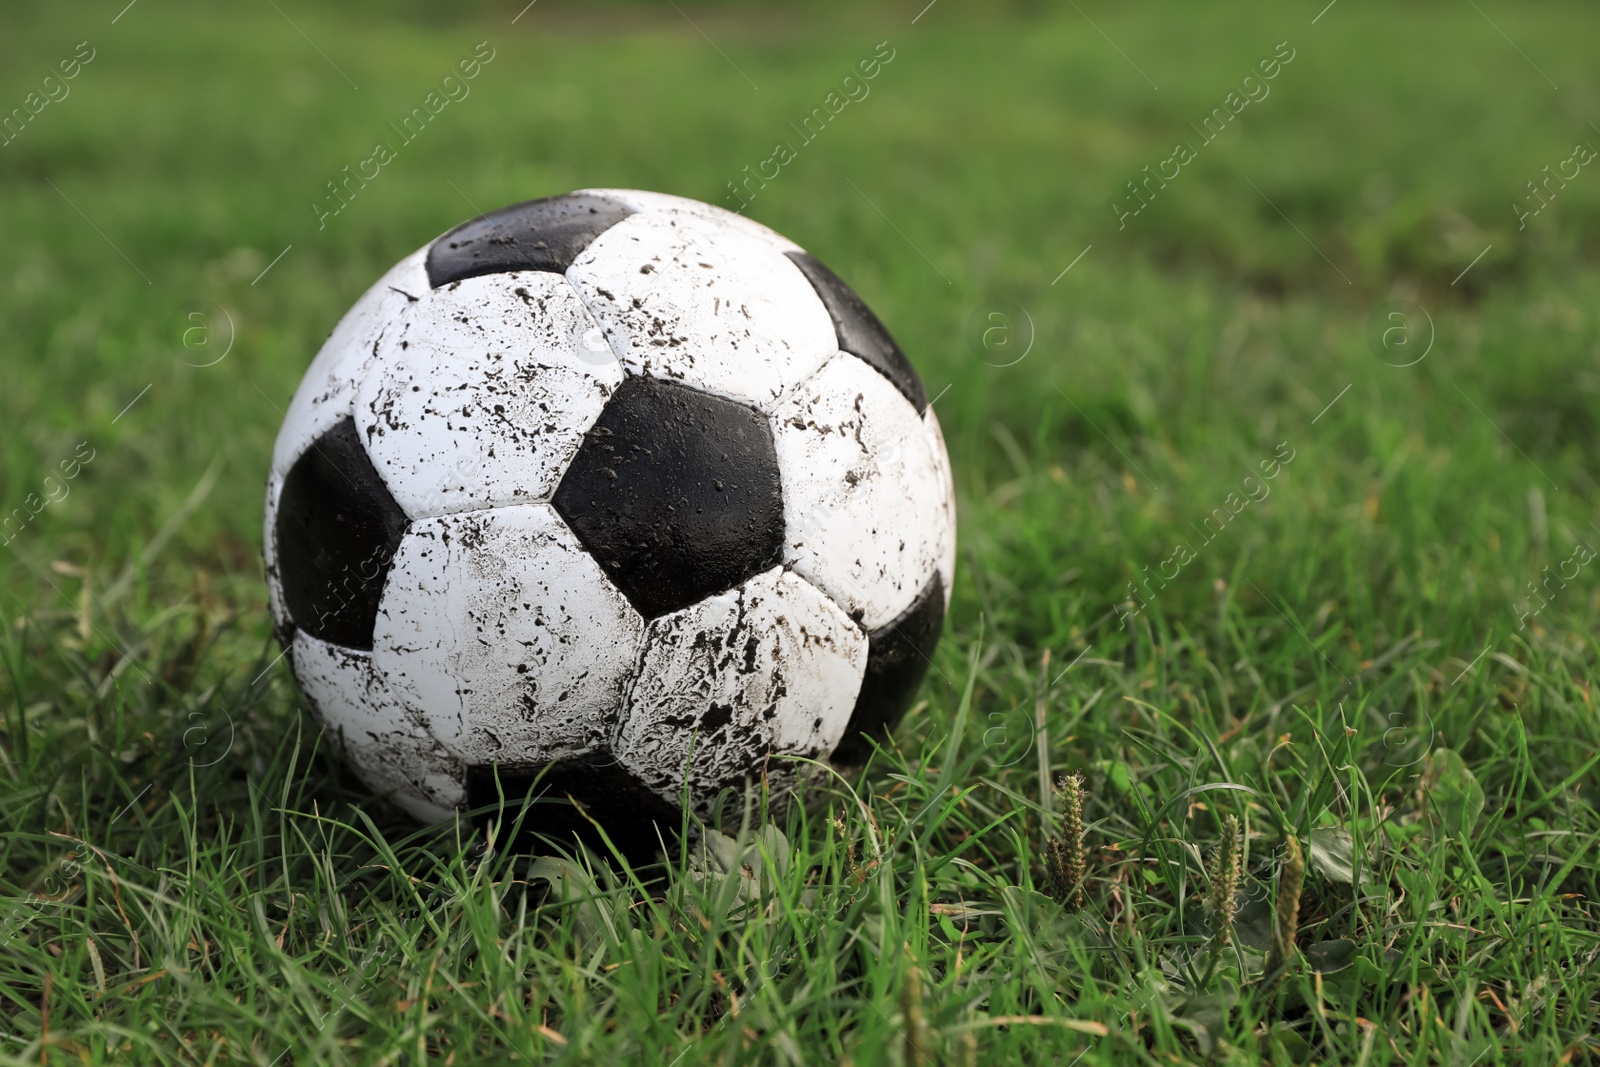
[4,0,1600,1062]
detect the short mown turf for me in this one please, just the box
[2,1,1598,1063]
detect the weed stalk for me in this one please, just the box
[1045,773,1088,910]
[1265,834,1304,997]
[1200,814,1243,985]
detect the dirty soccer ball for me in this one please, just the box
[263,189,955,852]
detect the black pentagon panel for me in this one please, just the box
[552,376,785,619]
[830,574,945,765]
[785,251,928,413]
[467,755,681,865]
[274,416,410,650]
[426,193,636,287]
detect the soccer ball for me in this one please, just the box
[263,189,955,850]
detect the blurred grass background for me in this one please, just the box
[4,0,1599,632]
[3,0,1600,1062]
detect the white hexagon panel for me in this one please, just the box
[291,630,464,823]
[574,187,803,255]
[925,406,958,611]
[565,210,836,412]
[615,567,868,811]
[772,353,950,631]
[370,504,645,768]
[263,468,290,641]
[354,272,621,519]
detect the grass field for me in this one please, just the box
[4,0,1600,1062]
